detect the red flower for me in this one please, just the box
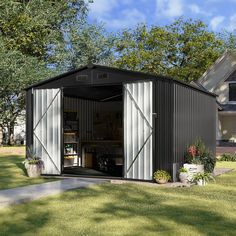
[188,145,197,158]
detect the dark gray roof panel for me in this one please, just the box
[219,104,236,111]
[25,64,216,97]
[226,69,236,82]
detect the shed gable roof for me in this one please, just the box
[25,64,215,97]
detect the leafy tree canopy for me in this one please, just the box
[114,18,223,83]
[0,0,87,61]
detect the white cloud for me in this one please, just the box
[227,14,236,31]
[156,0,183,18]
[88,0,118,18]
[210,16,225,30]
[108,8,146,29]
[88,0,146,29]
[189,4,200,14]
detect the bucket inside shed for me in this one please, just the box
[63,85,124,177]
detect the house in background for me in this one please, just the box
[194,50,236,147]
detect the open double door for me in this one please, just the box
[32,81,153,180]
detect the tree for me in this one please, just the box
[0,40,56,145]
[114,18,223,83]
[61,23,115,70]
[0,0,88,60]
[0,0,114,144]
[219,30,236,52]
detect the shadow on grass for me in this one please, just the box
[15,162,27,176]
[0,183,235,235]
[0,201,50,235]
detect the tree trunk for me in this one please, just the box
[0,126,3,146]
[7,122,15,146]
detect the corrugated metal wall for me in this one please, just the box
[153,79,173,175]
[64,97,99,140]
[26,89,33,151]
[124,81,153,180]
[33,89,62,175]
[173,83,216,171]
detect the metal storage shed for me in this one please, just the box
[25,64,216,181]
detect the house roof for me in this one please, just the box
[219,104,236,112]
[198,49,234,84]
[25,64,216,97]
[226,69,236,82]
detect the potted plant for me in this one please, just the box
[153,170,171,184]
[193,172,215,186]
[64,155,76,167]
[184,138,216,180]
[23,146,44,178]
[179,167,188,184]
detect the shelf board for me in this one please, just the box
[64,142,77,144]
[64,153,78,156]
[64,130,78,133]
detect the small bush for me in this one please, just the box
[185,138,216,172]
[219,153,236,162]
[153,170,171,181]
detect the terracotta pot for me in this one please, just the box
[179,172,188,183]
[155,178,168,184]
[26,164,42,178]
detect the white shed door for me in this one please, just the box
[124,81,153,180]
[33,89,62,175]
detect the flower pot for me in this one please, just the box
[155,178,168,184]
[179,172,188,184]
[183,164,204,181]
[197,179,207,186]
[64,158,75,167]
[26,164,42,178]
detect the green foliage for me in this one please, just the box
[0,0,114,144]
[114,18,223,83]
[218,31,236,51]
[179,167,188,173]
[60,23,115,70]
[0,39,57,143]
[24,146,43,166]
[0,0,87,60]
[219,153,236,162]
[185,138,216,172]
[193,172,215,182]
[153,170,171,181]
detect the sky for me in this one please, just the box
[86,0,236,32]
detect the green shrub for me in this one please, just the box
[179,167,188,173]
[153,170,171,181]
[193,172,215,182]
[185,138,216,172]
[219,153,236,162]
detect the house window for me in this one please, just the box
[229,83,236,101]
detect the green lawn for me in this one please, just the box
[0,153,235,235]
[0,146,54,190]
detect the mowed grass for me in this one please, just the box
[0,146,55,190]
[0,155,235,236]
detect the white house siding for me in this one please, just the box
[219,114,236,142]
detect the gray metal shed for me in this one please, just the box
[25,64,216,181]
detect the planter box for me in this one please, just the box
[183,164,204,181]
